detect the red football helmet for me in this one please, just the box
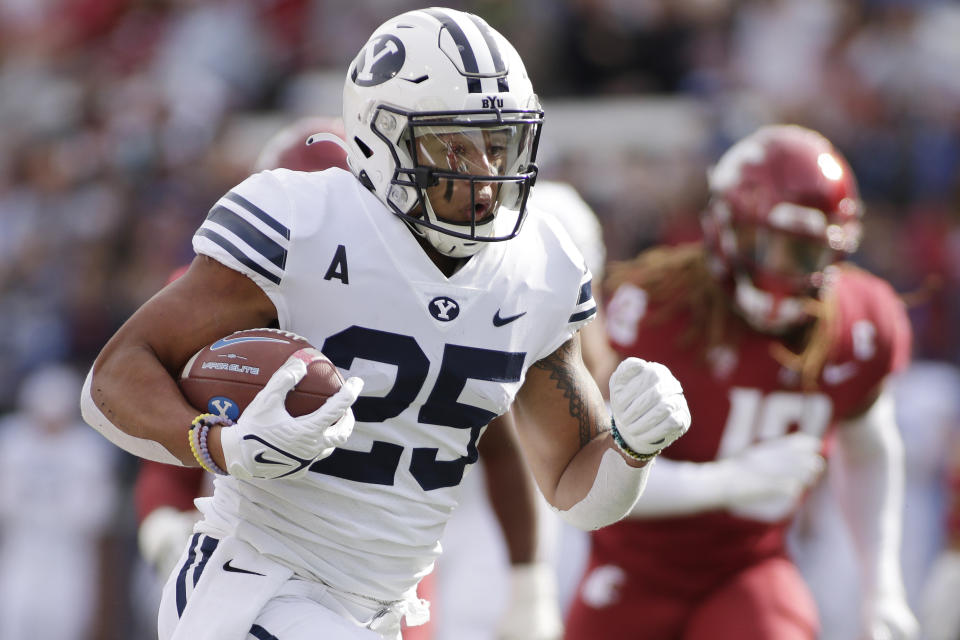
[702,124,863,332]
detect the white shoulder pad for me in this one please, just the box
[192,168,337,291]
[528,180,606,281]
[522,211,598,361]
[193,169,294,290]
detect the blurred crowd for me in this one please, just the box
[1,0,960,638]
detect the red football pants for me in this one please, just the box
[564,555,819,640]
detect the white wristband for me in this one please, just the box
[551,448,651,531]
[81,368,183,465]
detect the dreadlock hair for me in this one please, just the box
[604,242,844,390]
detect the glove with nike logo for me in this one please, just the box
[609,357,690,461]
[220,354,363,480]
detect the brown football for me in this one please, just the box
[179,328,343,421]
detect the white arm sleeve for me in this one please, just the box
[628,457,735,517]
[833,388,917,636]
[80,368,184,465]
[629,432,825,519]
[551,448,651,531]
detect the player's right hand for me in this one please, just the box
[724,432,825,521]
[220,354,363,480]
[609,357,690,459]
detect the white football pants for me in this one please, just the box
[158,533,402,639]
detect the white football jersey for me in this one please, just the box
[191,167,596,604]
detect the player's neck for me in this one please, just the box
[412,231,468,277]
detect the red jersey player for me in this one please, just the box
[564,125,918,640]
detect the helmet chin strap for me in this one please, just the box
[733,274,809,334]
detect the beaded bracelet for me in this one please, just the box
[610,418,660,463]
[188,413,233,475]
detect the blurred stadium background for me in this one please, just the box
[1,1,959,638]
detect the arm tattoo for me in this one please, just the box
[532,339,600,448]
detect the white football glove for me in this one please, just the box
[138,506,200,578]
[497,563,563,640]
[609,358,690,458]
[725,433,826,521]
[220,354,363,480]
[920,550,960,640]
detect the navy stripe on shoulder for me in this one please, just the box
[250,624,280,640]
[225,192,290,240]
[206,205,287,270]
[569,306,597,324]
[197,227,282,285]
[577,280,593,305]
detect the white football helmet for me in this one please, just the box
[342,7,543,258]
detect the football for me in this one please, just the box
[179,328,343,421]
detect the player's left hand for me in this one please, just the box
[609,357,690,460]
[497,563,563,640]
[862,590,919,640]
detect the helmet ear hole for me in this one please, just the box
[354,137,374,159]
[357,171,375,191]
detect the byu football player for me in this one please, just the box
[81,8,690,639]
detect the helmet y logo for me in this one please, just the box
[352,35,405,86]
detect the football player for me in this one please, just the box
[564,124,919,640]
[134,117,566,640]
[81,8,690,640]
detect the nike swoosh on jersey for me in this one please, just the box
[210,336,291,351]
[493,309,527,327]
[222,560,266,576]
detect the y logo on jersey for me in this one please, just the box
[351,35,405,86]
[429,296,460,322]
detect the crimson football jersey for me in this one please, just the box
[596,264,911,594]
